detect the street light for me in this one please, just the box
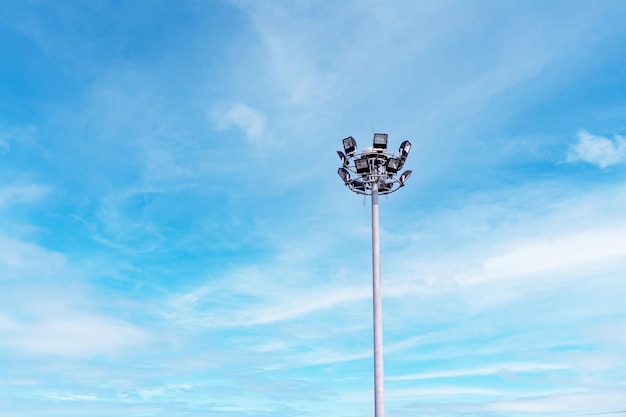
[336,133,412,417]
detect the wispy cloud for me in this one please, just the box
[0,124,38,152]
[392,389,626,416]
[91,187,167,253]
[388,362,569,381]
[0,235,66,280]
[0,309,150,358]
[477,225,626,283]
[567,130,626,168]
[167,277,370,328]
[0,184,49,210]
[486,390,626,415]
[213,103,266,141]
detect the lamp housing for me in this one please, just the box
[355,158,370,174]
[399,140,412,158]
[350,179,366,191]
[337,151,349,167]
[399,170,412,186]
[338,167,351,184]
[373,133,388,150]
[386,157,402,174]
[343,136,357,155]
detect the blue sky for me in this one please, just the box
[1,1,626,416]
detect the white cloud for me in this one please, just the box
[567,129,626,168]
[487,390,626,414]
[393,389,626,415]
[231,2,344,105]
[92,187,166,254]
[38,392,101,402]
[0,184,49,210]
[478,225,626,282]
[292,347,372,367]
[0,124,38,153]
[0,235,66,280]
[0,235,150,359]
[214,103,266,140]
[168,281,370,328]
[388,362,569,381]
[0,310,150,358]
[388,386,504,400]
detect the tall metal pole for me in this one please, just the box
[336,134,412,417]
[371,181,385,417]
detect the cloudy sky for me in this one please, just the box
[1,1,626,416]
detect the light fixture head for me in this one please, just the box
[399,170,412,186]
[386,157,402,174]
[343,136,357,155]
[336,150,349,167]
[337,167,351,184]
[350,179,366,191]
[355,158,370,174]
[399,140,412,158]
[373,133,388,150]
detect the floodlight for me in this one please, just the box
[398,170,412,186]
[373,133,388,150]
[338,167,351,184]
[355,158,370,174]
[399,140,411,158]
[350,179,366,191]
[386,157,402,174]
[337,151,349,167]
[343,136,357,155]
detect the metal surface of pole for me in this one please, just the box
[371,181,385,417]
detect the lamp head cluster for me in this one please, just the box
[337,133,412,195]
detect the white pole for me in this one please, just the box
[371,181,385,417]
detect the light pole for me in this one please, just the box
[336,134,412,417]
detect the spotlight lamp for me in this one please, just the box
[350,179,366,191]
[338,167,351,184]
[337,151,349,167]
[343,136,357,155]
[386,157,402,174]
[399,170,412,187]
[399,140,412,158]
[355,158,370,174]
[336,133,413,195]
[373,133,388,150]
